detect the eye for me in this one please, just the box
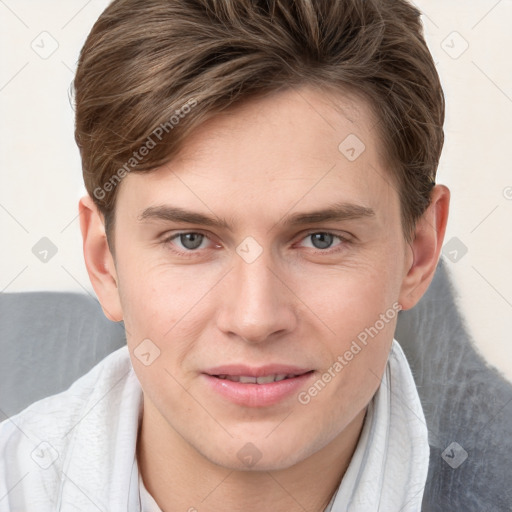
[165,232,212,252]
[298,232,346,250]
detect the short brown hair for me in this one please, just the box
[74,0,444,243]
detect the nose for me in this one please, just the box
[215,251,297,344]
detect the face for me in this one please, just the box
[109,86,412,471]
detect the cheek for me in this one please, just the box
[293,254,401,398]
[118,267,212,409]
[117,255,194,329]
[116,259,221,371]
[296,291,397,444]
[298,256,401,335]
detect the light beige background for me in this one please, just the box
[1,0,511,380]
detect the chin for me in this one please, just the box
[197,432,317,473]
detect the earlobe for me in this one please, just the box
[79,195,123,322]
[398,185,450,311]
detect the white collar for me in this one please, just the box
[327,340,429,511]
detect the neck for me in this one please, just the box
[137,400,367,512]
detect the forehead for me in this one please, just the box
[172,85,381,174]
[116,85,399,227]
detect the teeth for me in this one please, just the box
[256,375,276,384]
[239,376,257,384]
[217,374,297,383]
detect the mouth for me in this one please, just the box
[202,367,315,407]
[213,372,313,384]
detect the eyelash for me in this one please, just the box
[161,230,350,256]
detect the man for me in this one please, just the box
[0,0,449,510]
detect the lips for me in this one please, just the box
[202,364,315,407]
[216,373,300,384]
[204,364,312,379]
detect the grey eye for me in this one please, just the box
[310,233,334,249]
[179,233,204,250]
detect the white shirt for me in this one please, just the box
[0,340,429,511]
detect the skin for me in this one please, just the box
[80,85,449,512]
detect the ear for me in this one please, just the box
[79,195,123,322]
[399,185,450,310]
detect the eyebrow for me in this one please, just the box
[138,202,375,230]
